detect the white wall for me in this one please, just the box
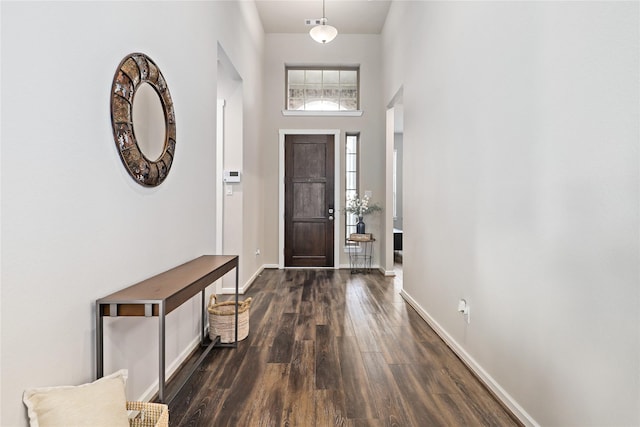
[262,34,386,268]
[382,1,639,425]
[0,1,263,425]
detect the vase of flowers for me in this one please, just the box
[345,194,382,234]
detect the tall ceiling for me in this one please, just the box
[254,0,392,35]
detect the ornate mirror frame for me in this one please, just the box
[111,53,176,187]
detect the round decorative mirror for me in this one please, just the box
[111,53,176,187]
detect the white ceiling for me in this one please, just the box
[254,0,392,35]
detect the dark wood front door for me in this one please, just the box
[285,134,334,267]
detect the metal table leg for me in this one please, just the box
[235,266,239,346]
[158,301,166,403]
[201,289,206,344]
[96,304,104,378]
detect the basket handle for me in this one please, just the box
[209,294,251,309]
[241,297,252,309]
[208,293,217,309]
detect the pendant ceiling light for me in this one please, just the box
[310,0,338,44]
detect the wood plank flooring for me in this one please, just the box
[168,269,520,426]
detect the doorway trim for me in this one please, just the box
[385,87,404,276]
[216,99,225,282]
[279,129,341,269]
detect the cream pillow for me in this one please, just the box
[23,369,129,427]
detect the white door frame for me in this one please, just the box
[278,129,341,269]
[215,99,225,293]
[384,108,396,275]
[216,100,225,256]
[385,87,404,276]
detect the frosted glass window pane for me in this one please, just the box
[305,86,322,98]
[306,70,322,84]
[289,88,304,98]
[323,88,340,98]
[341,88,357,98]
[346,136,357,152]
[346,154,356,170]
[341,99,357,110]
[322,99,340,110]
[289,99,304,110]
[346,172,357,190]
[288,70,305,84]
[340,70,357,85]
[323,70,339,84]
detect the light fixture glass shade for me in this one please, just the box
[310,23,338,44]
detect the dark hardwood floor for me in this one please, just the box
[168,269,520,426]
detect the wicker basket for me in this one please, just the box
[127,401,168,427]
[208,295,252,343]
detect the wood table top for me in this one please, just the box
[97,255,238,315]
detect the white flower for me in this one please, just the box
[345,194,382,216]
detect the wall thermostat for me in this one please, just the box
[223,170,241,183]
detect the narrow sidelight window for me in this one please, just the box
[345,133,359,240]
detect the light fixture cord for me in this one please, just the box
[323,0,326,19]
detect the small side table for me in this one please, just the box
[346,233,375,273]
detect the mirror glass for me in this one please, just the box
[132,82,166,161]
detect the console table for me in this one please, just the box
[96,255,239,403]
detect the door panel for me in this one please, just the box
[293,222,326,258]
[293,182,325,218]
[285,134,334,267]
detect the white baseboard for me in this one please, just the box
[381,267,395,276]
[221,263,280,294]
[399,289,538,427]
[137,334,201,402]
[220,265,263,295]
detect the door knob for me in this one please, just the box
[329,215,334,221]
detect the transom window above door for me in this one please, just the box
[286,66,359,112]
